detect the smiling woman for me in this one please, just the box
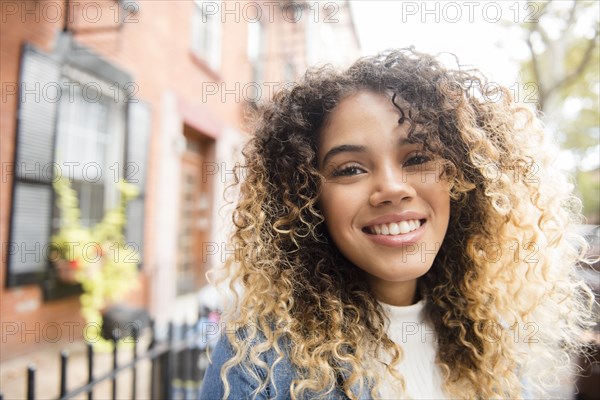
[199,49,595,399]
[318,91,451,308]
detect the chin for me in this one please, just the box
[373,264,433,282]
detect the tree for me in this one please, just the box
[517,0,599,222]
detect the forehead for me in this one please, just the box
[317,91,402,149]
[322,91,398,133]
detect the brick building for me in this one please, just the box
[0,0,359,365]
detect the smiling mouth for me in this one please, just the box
[363,219,426,236]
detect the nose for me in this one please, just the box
[368,164,417,207]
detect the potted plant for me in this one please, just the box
[50,177,141,347]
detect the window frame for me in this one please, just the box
[191,0,223,71]
[6,40,150,300]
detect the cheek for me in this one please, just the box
[416,180,451,222]
[319,187,340,224]
[431,186,451,226]
[319,185,352,235]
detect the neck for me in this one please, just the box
[371,278,418,306]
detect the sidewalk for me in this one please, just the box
[1,335,153,400]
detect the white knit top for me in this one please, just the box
[377,300,448,400]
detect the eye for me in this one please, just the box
[332,164,366,177]
[403,152,432,167]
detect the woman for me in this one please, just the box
[199,48,594,399]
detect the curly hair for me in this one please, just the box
[211,48,595,399]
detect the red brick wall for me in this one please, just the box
[0,0,358,362]
[0,0,74,360]
[0,0,253,361]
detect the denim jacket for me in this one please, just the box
[198,333,371,400]
[199,330,533,400]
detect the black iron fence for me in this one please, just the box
[0,308,220,400]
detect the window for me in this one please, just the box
[247,21,265,103]
[7,42,151,295]
[191,0,222,71]
[54,67,126,229]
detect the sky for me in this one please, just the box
[350,1,531,87]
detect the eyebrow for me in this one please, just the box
[320,137,413,166]
[320,144,367,166]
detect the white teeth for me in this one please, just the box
[399,221,409,233]
[368,219,422,235]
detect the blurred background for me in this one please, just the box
[1,1,598,398]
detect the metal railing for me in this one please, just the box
[1,312,219,400]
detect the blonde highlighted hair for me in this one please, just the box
[211,48,595,399]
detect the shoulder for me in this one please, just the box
[199,329,358,399]
[199,331,295,399]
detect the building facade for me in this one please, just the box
[1,0,359,362]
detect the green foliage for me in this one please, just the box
[577,168,600,223]
[51,177,140,347]
[555,36,599,151]
[518,0,599,222]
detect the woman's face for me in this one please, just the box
[317,91,451,306]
